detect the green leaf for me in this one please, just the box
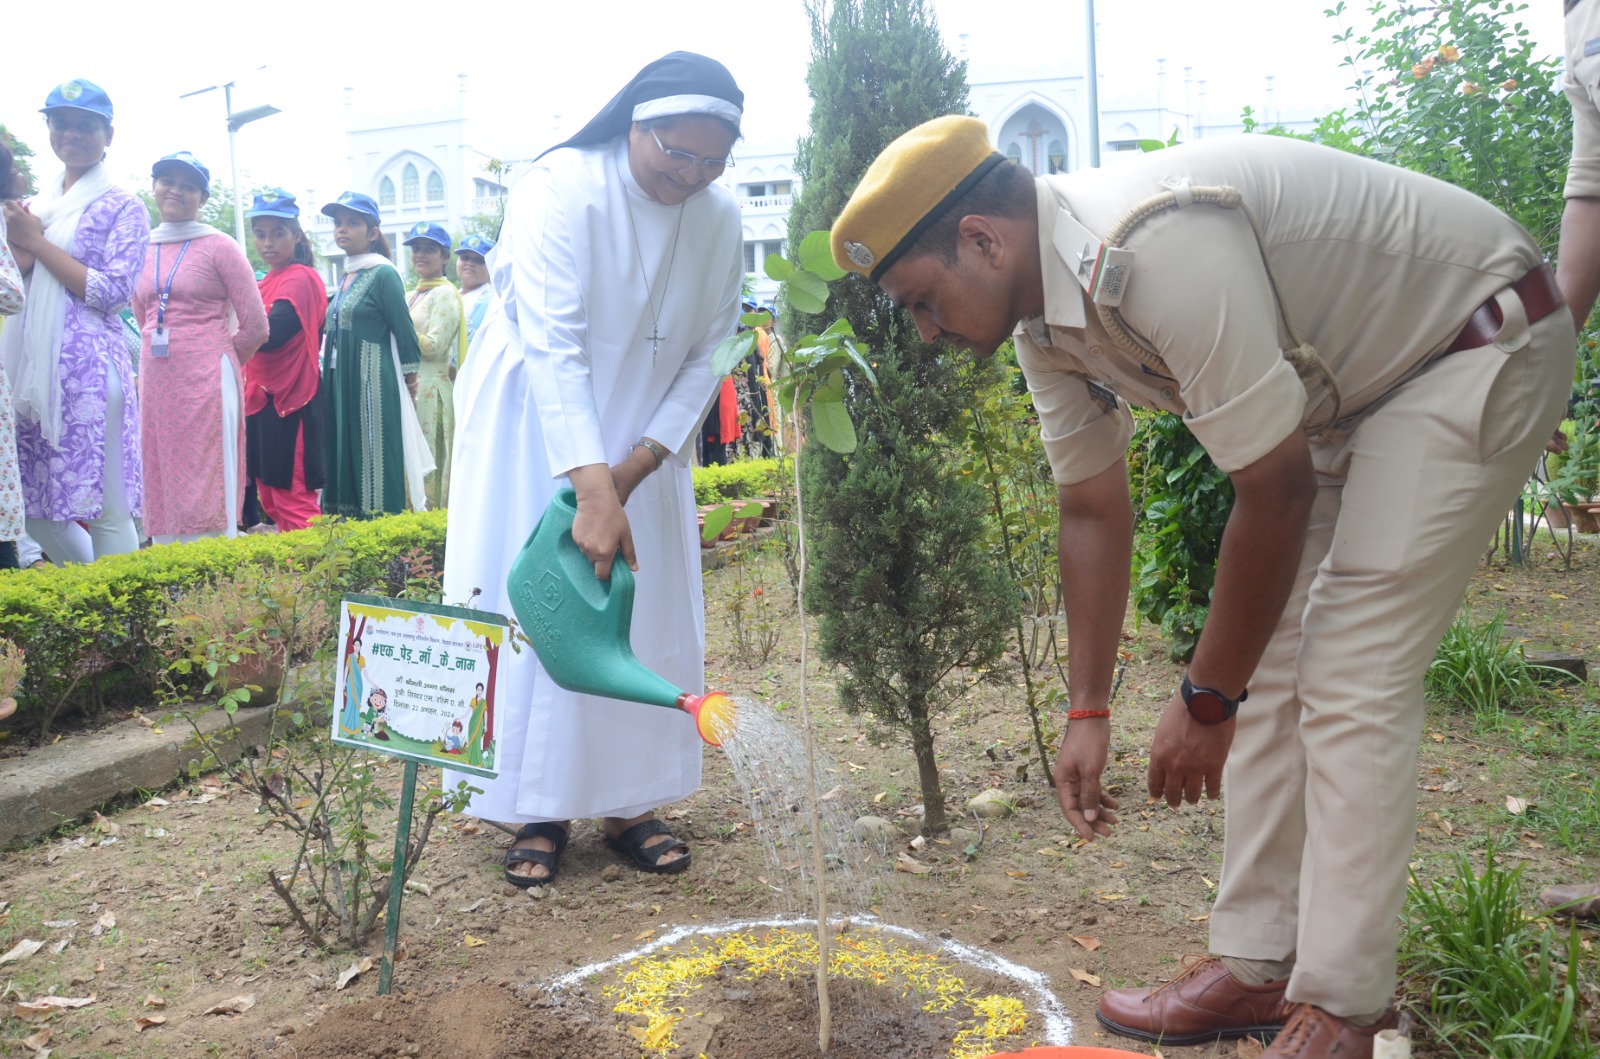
[809,387,857,453]
[763,254,793,282]
[710,332,757,377]
[820,317,855,339]
[785,269,829,314]
[739,310,773,329]
[799,230,846,281]
[1136,138,1169,153]
[734,501,763,518]
[701,504,734,541]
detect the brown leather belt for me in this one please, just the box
[1442,263,1565,355]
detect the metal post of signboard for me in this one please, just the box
[378,760,419,996]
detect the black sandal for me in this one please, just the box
[502,822,568,889]
[604,818,692,875]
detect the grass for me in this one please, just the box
[1399,844,1594,1058]
[1427,609,1561,727]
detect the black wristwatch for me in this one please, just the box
[1181,673,1247,725]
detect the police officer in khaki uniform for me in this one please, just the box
[1540,0,1600,923]
[831,116,1574,1059]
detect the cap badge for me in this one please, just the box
[59,81,83,101]
[261,190,280,202]
[339,192,355,204]
[843,240,875,268]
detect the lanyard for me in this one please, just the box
[326,272,356,370]
[153,240,192,332]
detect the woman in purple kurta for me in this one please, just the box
[0,79,147,565]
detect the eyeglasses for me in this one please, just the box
[46,113,105,136]
[649,128,735,175]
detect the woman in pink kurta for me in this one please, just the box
[132,153,268,542]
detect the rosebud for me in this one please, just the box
[1500,78,1518,91]
[1439,44,1460,62]
[1413,64,1429,79]
[1460,81,1481,95]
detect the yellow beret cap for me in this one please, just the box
[831,115,1004,282]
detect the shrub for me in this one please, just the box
[692,458,784,505]
[0,511,447,738]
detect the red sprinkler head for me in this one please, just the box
[675,691,736,746]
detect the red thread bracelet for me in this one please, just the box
[1066,709,1111,720]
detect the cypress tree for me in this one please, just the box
[789,0,1012,835]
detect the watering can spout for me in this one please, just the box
[507,489,735,746]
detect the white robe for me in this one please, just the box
[443,137,742,822]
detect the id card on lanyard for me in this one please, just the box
[326,271,355,370]
[150,240,191,357]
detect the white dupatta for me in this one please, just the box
[341,253,435,511]
[0,162,116,447]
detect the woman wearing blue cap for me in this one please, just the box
[454,234,494,352]
[246,189,326,532]
[1,79,149,565]
[442,52,745,887]
[132,152,269,544]
[320,192,429,517]
[402,221,462,510]
[0,141,26,571]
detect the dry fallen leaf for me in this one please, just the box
[89,812,119,836]
[143,994,166,1009]
[634,928,657,941]
[203,994,255,1016]
[894,853,931,875]
[12,1003,56,1024]
[908,835,926,851]
[818,785,845,802]
[1068,968,1102,987]
[1071,935,1101,952]
[1,939,44,965]
[664,809,688,821]
[1098,893,1127,902]
[335,957,373,990]
[1425,810,1455,837]
[20,1025,51,1052]
[463,934,488,948]
[872,791,888,804]
[134,1015,167,1032]
[1036,848,1064,858]
[1004,870,1028,878]
[1505,795,1528,816]
[1237,1035,1265,1058]
[1186,913,1211,922]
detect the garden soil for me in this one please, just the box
[2,530,1599,1058]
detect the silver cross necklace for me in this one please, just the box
[619,155,687,366]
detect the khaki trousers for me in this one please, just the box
[1208,293,1575,1016]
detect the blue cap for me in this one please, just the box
[41,79,114,123]
[455,234,494,258]
[247,188,300,219]
[152,151,210,190]
[321,191,381,225]
[402,221,451,250]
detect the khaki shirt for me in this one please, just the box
[1566,0,1600,198]
[1015,135,1543,484]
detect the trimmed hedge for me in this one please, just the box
[692,457,784,506]
[0,511,447,738]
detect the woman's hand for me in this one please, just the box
[609,440,661,508]
[570,464,635,580]
[3,200,44,253]
[405,372,418,401]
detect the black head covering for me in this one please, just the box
[537,51,743,160]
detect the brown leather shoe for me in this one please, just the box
[1263,1004,1399,1058]
[1096,955,1293,1046]
[1538,882,1600,920]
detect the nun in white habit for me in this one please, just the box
[443,52,743,887]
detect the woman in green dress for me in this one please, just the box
[319,192,426,517]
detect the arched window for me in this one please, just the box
[378,176,395,207]
[1048,140,1066,174]
[402,163,419,204]
[1005,142,1021,164]
[426,171,444,201]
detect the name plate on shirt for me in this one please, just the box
[331,594,506,779]
[1054,208,1134,308]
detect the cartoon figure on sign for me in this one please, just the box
[465,682,487,768]
[360,687,390,741]
[442,717,466,754]
[340,636,366,734]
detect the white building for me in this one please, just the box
[312,77,509,281]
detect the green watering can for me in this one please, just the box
[505,488,736,746]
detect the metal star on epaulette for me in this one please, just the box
[1076,242,1096,280]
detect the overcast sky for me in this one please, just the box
[0,0,1566,204]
